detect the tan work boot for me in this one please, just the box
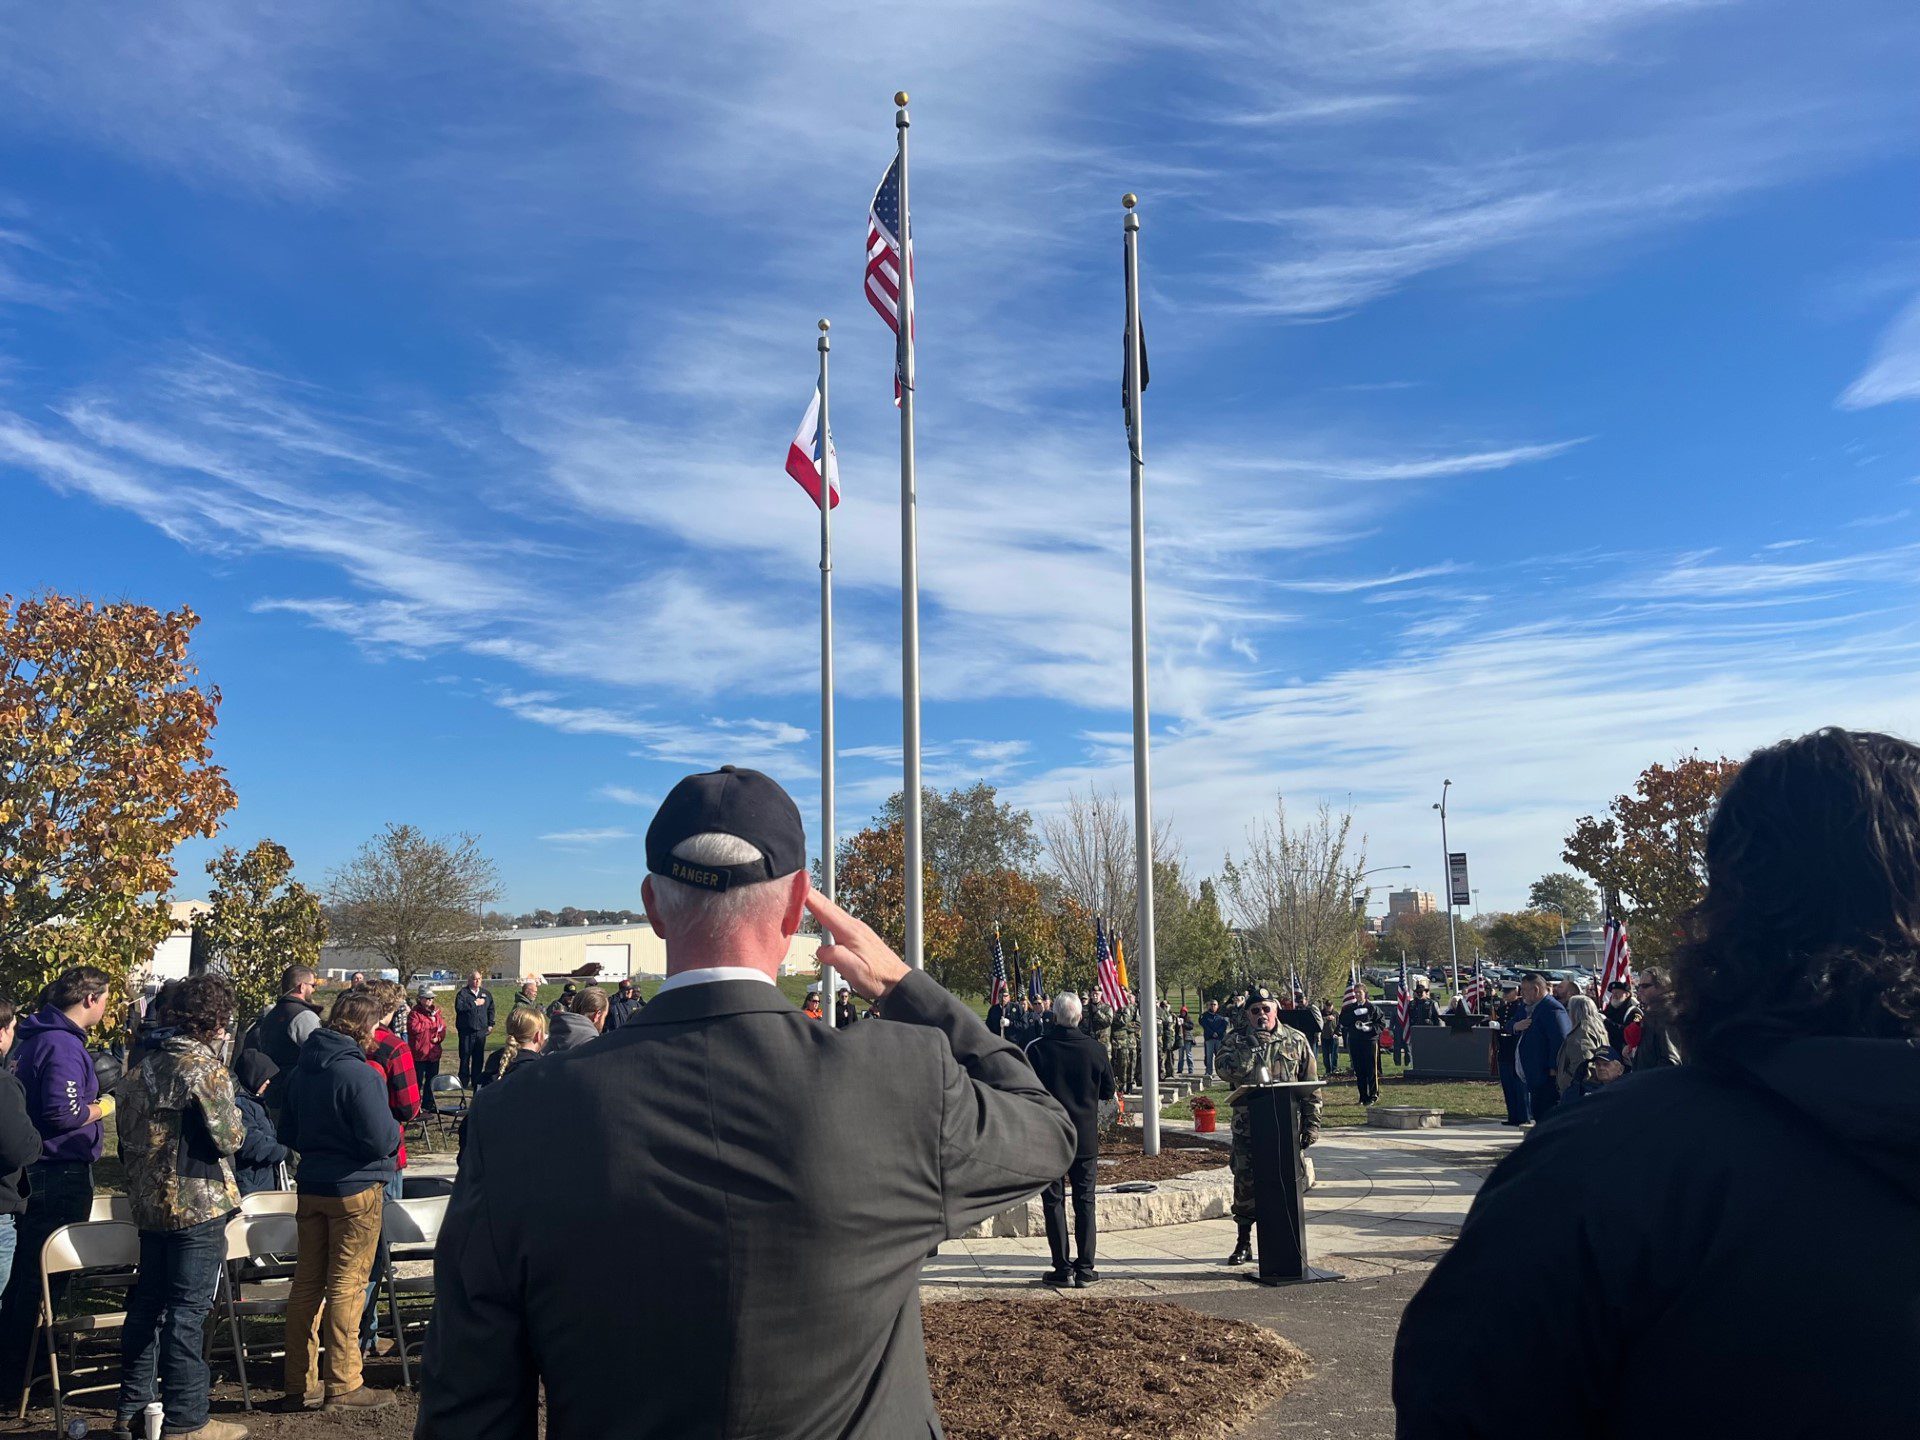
[174,1421,250,1440]
[324,1386,397,1412]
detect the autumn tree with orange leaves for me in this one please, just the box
[0,594,236,1005]
[828,818,964,986]
[1562,754,1741,963]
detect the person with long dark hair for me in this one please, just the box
[1393,728,1920,1434]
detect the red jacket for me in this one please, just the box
[407,1003,447,1066]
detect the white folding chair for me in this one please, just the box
[218,1210,301,1411]
[238,1189,298,1217]
[377,1194,448,1389]
[17,1220,139,1434]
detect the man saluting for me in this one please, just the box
[419,766,1074,1440]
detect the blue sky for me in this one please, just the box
[3,0,1918,916]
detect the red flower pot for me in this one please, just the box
[1194,1108,1216,1133]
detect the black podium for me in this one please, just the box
[1228,1080,1336,1285]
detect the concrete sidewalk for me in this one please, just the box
[922,1123,1517,1299]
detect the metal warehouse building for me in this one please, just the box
[481,922,822,982]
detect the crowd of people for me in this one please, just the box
[2,727,1914,1436]
[0,954,664,1438]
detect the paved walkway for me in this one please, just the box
[923,1123,1518,1299]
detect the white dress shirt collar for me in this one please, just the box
[653,966,780,996]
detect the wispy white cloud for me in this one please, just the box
[1839,294,1920,409]
[596,785,656,807]
[539,827,633,846]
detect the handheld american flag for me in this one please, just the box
[1600,917,1633,994]
[785,382,840,509]
[1344,963,1364,1006]
[1465,958,1488,1011]
[1094,919,1126,1010]
[866,157,913,404]
[1396,956,1411,1034]
[987,926,1008,1006]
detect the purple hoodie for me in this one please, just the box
[11,1009,102,1164]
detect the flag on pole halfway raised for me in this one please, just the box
[866,156,914,404]
[785,383,840,509]
[1094,919,1126,1010]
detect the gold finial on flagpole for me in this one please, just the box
[1122,193,1138,209]
[894,90,909,106]
[818,318,830,332]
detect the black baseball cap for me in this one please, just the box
[1607,979,1631,992]
[646,766,806,892]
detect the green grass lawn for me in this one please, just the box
[1162,1046,1507,1129]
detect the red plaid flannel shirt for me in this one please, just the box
[369,1027,421,1169]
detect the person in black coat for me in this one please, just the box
[1022,990,1116,1287]
[0,999,44,1299]
[231,1051,292,1195]
[1394,728,1920,1436]
[452,971,496,1090]
[1338,995,1385,1105]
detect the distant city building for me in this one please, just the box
[1384,889,1436,931]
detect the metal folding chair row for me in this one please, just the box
[14,1188,451,1423]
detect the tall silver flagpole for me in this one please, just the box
[1123,193,1161,1156]
[895,90,925,969]
[818,317,838,1027]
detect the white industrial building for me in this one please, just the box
[480,922,822,982]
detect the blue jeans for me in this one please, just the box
[1203,1038,1221,1076]
[359,1171,404,1345]
[1177,1039,1194,1074]
[0,1215,15,1303]
[117,1216,228,1433]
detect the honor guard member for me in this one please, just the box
[1081,994,1115,1066]
[1156,1000,1176,1079]
[1339,988,1386,1106]
[1214,987,1320,1265]
[1112,1003,1139,1094]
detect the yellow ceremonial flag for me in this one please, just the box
[1114,932,1131,992]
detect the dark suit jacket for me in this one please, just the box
[1023,1026,1116,1160]
[1516,994,1570,1084]
[418,970,1075,1440]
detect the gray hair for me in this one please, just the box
[1052,991,1083,1027]
[647,832,792,934]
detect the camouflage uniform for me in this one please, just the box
[1113,1005,1139,1092]
[1083,999,1115,1068]
[1216,1020,1321,1224]
[117,1035,248,1231]
[1156,1002,1176,1079]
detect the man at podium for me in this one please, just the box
[1216,988,1321,1266]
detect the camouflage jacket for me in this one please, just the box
[117,1036,246,1231]
[1082,1000,1114,1040]
[1217,1023,1322,1142]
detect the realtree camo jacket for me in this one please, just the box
[1216,1024,1322,1142]
[116,1036,246,1231]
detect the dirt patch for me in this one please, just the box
[21,1299,1306,1440]
[1096,1130,1230,1184]
[928,1297,1309,1439]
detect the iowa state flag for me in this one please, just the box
[785,382,841,508]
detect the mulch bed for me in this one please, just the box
[25,1299,1306,1440]
[928,1297,1309,1439]
[1096,1130,1230,1184]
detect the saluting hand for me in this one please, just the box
[806,888,910,1004]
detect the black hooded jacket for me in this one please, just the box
[1393,1037,1920,1435]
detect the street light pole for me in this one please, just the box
[1433,782,1461,995]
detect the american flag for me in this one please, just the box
[1094,919,1126,1010]
[1396,956,1411,1034]
[987,927,1008,1006]
[1465,957,1488,1011]
[866,157,913,404]
[1344,963,1364,1006]
[1599,917,1633,994]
